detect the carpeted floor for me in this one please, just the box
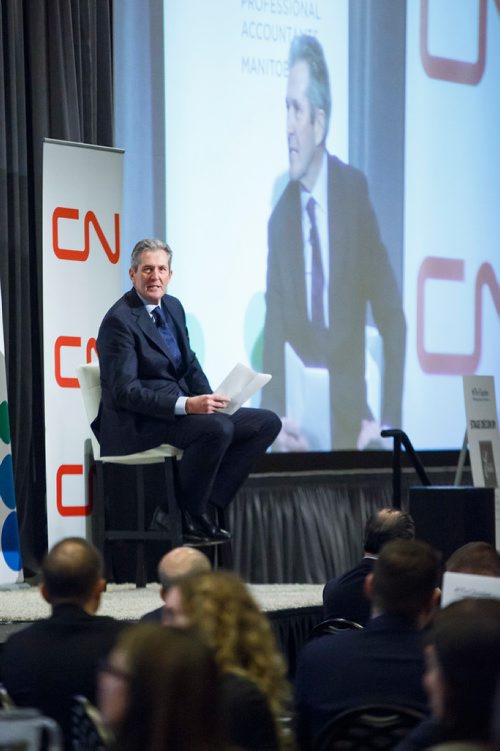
[0,583,323,623]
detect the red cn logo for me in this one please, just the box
[417,257,500,374]
[54,337,97,388]
[420,0,487,85]
[52,208,120,263]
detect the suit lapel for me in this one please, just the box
[127,289,178,367]
[328,155,348,325]
[287,182,308,321]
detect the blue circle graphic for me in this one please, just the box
[1,511,22,572]
[0,454,16,509]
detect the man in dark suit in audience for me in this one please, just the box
[0,538,124,749]
[93,238,281,542]
[295,539,441,749]
[323,507,415,624]
[141,546,211,622]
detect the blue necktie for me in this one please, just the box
[152,306,183,371]
[306,196,325,327]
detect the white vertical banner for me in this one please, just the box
[43,140,124,546]
[0,287,23,584]
[463,374,500,545]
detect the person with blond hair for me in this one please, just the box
[163,570,291,750]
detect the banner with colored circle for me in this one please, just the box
[0,288,23,584]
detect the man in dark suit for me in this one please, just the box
[323,507,415,625]
[295,540,441,749]
[141,546,211,622]
[0,538,124,749]
[93,238,281,541]
[262,35,406,450]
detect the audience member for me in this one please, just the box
[98,622,222,751]
[0,537,124,749]
[295,539,441,749]
[141,546,211,621]
[163,570,291,750]
[446,540,500,576]
[323,507,415,624]
[421,598,500,751]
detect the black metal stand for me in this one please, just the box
[380,429,431,508]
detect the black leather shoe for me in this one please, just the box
[149,507,171,532]
[194,512,232,541]
[181,512,212,543]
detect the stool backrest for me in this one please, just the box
[0,707,62,751]
[76,363,102,460]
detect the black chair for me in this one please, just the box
[71,695,113,751]
[313,704,426,751]
[309,618,364,639]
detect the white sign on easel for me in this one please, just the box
[463,375,500,545]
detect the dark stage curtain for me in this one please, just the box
[0,0,113,570]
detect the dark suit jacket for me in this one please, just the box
[92,288,211,456]
[262,154,406,449]
[0,603,124,749]
[219,672,279,750]
[140,605,163,622]
[294,613,429,749]
[322,557,376,625]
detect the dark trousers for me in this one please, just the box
[159,407,281,514]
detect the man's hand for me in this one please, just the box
[274,417,309,452]
[185,393,229,414]
[356,419,393,450]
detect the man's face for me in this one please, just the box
[129,249,172,305]
[286,60,325,191]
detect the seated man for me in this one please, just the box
[295,539,441,749]
[446,540,500,577]
[92,238,281,543]
[0,538,124,749]
[323,507,415,624]
[141,546,211,621]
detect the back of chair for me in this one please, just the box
[0,707,62,751]
[314,704,425,751]
[76,363,102,460]
[71,695,113,751]
[309,618,364,639]
[0,682,15,709]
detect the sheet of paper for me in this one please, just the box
[441,571,500,608]
[285,343,331,450]
[215,362,272,415]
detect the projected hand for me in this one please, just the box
[186,394,229,414]
[274,417,309,452]
[356,420,393,451]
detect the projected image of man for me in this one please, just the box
[262,35,406,451]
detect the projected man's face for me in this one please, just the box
[286,60,325,192]
[129,249,172,305]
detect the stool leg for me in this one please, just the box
[92,462,106,553]
[135,466,147,587]
[162,457,183,547]
[216,508,234,569]
[136,542,147,588]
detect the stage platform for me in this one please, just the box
[225,450,469,583]
[101,449,467,586]
[0,583,324,679]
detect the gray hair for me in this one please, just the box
[289,34,331,140]
[130,238,173,271]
